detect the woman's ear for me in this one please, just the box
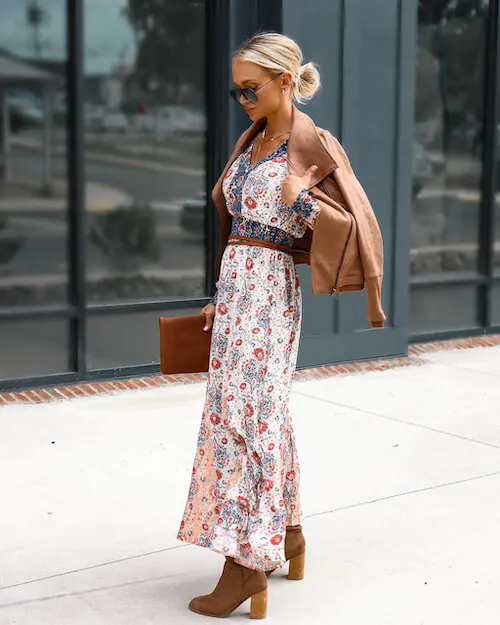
[281,72,293,91]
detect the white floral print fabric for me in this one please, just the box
[177,140,319,571]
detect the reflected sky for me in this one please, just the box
[0,0,135,74]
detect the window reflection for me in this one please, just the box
[84,0,207,303]
[0,1,68,307]
[87,307,201,369]
[0,318,69,378]
[411,0,489,278]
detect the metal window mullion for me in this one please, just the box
[205,0,230,296]
[410,273,488,288]
[478,0,500,329]
[86,298,208,315]
[0,306,75,321]
[67,0,87,374]
[0,372,80,393]
[409,326,492,344]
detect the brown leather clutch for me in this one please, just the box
[159,314,212,374]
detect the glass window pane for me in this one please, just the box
[0,319,69,379]
[496,195,500,273]
[411,1,489,280]
[84,0,207,304]
[410,285,479,334]
[87,307,201,369]
[0,1,69,308]
[492,282,500,326]
[495,57,500,267]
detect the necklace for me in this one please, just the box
[254,128,290,164]
[262,128,290,143]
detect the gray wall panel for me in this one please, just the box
[297,266,335,337]
[283,0,343,341]
[298,327,407,368]
[282,0,343,134]
[392,0,417,329]
[338,0,399,332]
[339,0,362,164]
[229,0,256,145]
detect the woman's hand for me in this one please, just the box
[281,165,318,206]
[201,303,216,332]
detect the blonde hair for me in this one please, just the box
[234,32,321,104]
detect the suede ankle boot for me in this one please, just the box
[266,524,306,580]
[189,556,268,619]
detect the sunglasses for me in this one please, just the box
[230,72,284,105]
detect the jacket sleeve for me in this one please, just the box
[326,132,386,328]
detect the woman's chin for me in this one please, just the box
[246,107,264,121]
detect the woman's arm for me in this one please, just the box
[282,165,321,230]
[290,188,321,230]
[210,287,218,306]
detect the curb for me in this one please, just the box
[1,334,500,407]
[88,152,204,177]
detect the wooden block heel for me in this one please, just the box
[288,552,305,580]
[250,588,268,619]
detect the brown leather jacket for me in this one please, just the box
[211,107,385,328]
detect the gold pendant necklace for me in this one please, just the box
[262,128,290,143]
[254,128,290,164]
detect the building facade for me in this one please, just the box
[0,0,499,391]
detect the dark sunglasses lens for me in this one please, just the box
[229,88,258,105]
[245,89,258,104]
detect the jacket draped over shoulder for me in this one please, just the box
[211,107,385,328]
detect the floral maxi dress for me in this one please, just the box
[177,140,319,571]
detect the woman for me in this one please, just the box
[177,32,384,620]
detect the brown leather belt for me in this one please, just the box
[227,235,293,254]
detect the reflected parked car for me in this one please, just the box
[181,192,206,238]
[103,111,128,133]
[84,106,128,133]
[84,103,106,129]
[8,94,43,126]
[132,106,205,136]
[412,140,445,198]
[160,105,206,134]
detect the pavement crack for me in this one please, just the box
[293,390,500,451]
[0,544,188,592]
[304,470,500,519]
[0,573,182,609]
[433,363,500,379]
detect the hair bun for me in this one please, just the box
[294,62,321,104]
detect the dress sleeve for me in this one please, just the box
[291,188,321,229]
[210,282,219,306]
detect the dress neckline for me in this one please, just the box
[246,139,288,171]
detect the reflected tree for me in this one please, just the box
[123,0,205,103]
[0,217,23,270]
[416,0,490,151]
[89,204,160,273]
[418,0,489,22]
[26,0,50,57]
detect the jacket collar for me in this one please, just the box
[212,106,338,216]
[287,107,338,186]
[235,106,338,187]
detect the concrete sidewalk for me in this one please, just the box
[1,345,500,624]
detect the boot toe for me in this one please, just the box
[189,595,211,615]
